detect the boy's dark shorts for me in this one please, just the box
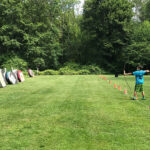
[135,84,143,92]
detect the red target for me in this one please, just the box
[17,70,25,82]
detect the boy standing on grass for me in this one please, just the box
[124,66,150,100]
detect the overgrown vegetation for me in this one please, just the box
[39,63,103,75]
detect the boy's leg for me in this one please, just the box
[133,84,138,100]
[133,91,137,100]
[142,91,146,100]
[142,91,145,97]
[141,85,145,100]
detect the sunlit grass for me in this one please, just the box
[0,75,150,150]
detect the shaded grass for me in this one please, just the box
[0,75,150,150]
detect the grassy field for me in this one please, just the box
[0,75,150,150]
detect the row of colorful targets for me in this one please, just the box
[0,69,25,88]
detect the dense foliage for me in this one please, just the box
[82,0,133,73]
[39,62,103,75]
[0,0,79,70]
[0,0,150,73]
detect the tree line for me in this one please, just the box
[0,0,150,73]
[81,0,150,73]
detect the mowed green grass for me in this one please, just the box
[0,75,150,150]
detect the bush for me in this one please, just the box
[63,62,80,70]
[82,65,102,74]
[59,67,78,75]
[39,69,59,75]
[77,69,90,75]
[100,69,111,74]
[38,63,103,75]
[32,70,38,75]
[62,62,102,74]
[22,71,28,76]
[1,55,28,71]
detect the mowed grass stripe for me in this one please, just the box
[0,75,150,150]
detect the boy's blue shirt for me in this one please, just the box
[133,70,146,84]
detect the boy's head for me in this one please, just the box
[137,65,143,71]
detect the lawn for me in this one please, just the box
[0,75,150,150]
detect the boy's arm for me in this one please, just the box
[143,70,150,74]
[145,70,150,73]
[124,73,132,75]
[124,70,132,76]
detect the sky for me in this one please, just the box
[75,0,85,15]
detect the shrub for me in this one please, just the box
[59,67,78,75]
[1,55,28,71]
[39,69,59,75]
[100,69,111,74]
[61,62,102,74]
[63,62,80,70]
[82,65,102,74]
[22,71,28,76]
[32,70,38,75]
[38,63,103,75]
[77,69,90,75]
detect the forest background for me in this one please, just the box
[0,0,150,74]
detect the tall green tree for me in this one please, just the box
[0,0,24,55]
[82,0,133,72]
[126,21,150,69]
[0,0,82,70]
[59,0,82,63]
[140,0,150,21]
[20,0,62,69]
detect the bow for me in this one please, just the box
[123,63,132,97]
